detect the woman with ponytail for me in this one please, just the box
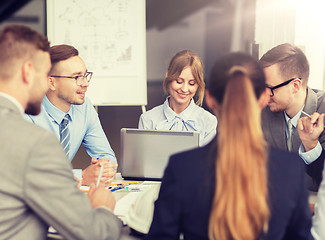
[147,53,312,240]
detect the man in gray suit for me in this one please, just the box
[0,25,122,239]
[260,43,325,191]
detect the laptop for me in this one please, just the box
[120,128,199,180]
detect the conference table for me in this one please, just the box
[47,173,160,240]
[47,173,318,240]
[110,173,161,240]
[47,228,140,240]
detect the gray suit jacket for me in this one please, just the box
[262,87,325,190]
[0,96,122,240]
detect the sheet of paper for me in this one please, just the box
[113,182,161,223]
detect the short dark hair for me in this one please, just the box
[259,43,309,87]
[49,44,79,73]
[50,44,79,64]
[0,25,50,80]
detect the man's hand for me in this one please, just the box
[82,158,118,186]
[298,112,325,151]
[88,183,116,210]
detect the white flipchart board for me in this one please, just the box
[46,0,147,106]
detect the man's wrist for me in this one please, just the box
[303,140,318,151]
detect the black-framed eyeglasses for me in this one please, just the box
[51,72,93,86]
[267,77,302,97]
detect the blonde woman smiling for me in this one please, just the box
[138,50,217,146]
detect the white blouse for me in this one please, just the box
[138,97,217,146]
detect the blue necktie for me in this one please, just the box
[60,114,70,156]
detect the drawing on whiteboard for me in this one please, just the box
[47,0,147,106]
[49,0,138,76]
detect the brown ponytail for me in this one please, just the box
[208,67,269,240]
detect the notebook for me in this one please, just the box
[120,128,199,180]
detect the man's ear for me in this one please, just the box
[292,78,302,93]
[22,61,33,86]
[48,76,56,90]
[258,88,270,109]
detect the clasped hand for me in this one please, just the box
[82,158,118,187]
[297,112,325,151]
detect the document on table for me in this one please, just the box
[113,181,161,223]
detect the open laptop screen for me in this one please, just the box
[120,128,199,180]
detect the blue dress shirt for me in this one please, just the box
[138,97,217,146]
[26,96,116,163]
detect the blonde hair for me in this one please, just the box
[208,53,270,240]
[163,50,205,106]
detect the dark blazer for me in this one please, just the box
[262,87,325,191]
[147,140,312,240]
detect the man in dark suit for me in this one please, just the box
[0,25,121,239]
[260,43,325,191]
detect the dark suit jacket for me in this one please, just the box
[262,87,325,190]
[147,141,312,240]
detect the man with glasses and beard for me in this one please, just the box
[27,44,117,186]
[260,43,325,191]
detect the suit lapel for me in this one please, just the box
[268,109,287,150]
[303,87,318,116]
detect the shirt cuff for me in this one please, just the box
[95,155,117,164]
[299,141,322,165]
[72,169,82,179]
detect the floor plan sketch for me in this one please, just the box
[48,0,139,76]
[47,0,147,106]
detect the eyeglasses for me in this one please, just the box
[51,72,93,86]
[267,77,301,97]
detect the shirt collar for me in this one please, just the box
[0,92,24,115]
[43,95,72,124]
[284,106,304,128]
[163,96,196,122]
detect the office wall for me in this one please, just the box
[0,0,252,171]
[72,4,225,171]
[0,0,45,33]
[72,82,165,171]
[255,0,325,90]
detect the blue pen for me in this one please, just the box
[111,186,123,192]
